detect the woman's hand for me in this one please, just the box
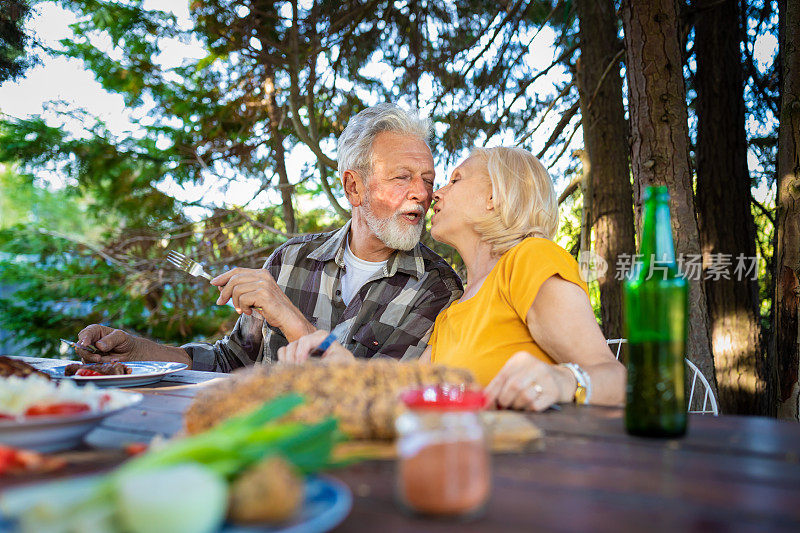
[277,330,356,365]
[484,352,576,411]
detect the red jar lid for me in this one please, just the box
[400,385,487,410]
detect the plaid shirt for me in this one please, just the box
[184,220,463,372]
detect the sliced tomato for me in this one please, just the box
[98,393,112,409]
[0,446,16,474]
[75,368,103,376]
[125,442,148,456]
[0,445,66,475]
[24,402,91,417]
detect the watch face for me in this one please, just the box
[575,385,587,404]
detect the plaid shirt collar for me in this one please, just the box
[307,219,426,280]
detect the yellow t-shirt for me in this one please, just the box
[430,238,588,387]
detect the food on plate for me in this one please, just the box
[64,362,132,376]
[228,456,303,524]
[0,445,67,475]
[0,374,129,420]
[1,395,342,532]
[115,463,228,533]
[184,360,476,440]
[0,356,51,380]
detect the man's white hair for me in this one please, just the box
[337,103,432,178]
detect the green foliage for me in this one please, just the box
[0,1,579,354]
[0,0,36,82]
[6,0,778,360]
[0,223,234,357]
[0,164,353,357]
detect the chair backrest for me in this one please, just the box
[606,338,719,416]
[607,338,626,361]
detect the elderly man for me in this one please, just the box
[77,104,463,372]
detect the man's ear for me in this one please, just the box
[342,170,365,207]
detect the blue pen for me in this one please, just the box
[310,332,338,357]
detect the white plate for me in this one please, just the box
[0,392,143,452]
[42,361,188,388]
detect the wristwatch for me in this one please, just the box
[559,363,592,405]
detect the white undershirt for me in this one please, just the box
[341,239,387,306]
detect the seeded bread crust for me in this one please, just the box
[184,360,476,440]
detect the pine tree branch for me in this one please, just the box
[318,162,351,219]
[287,1,337,169]
[36,229,137,272]
[751,195,776,226]
[516,82,575,146]
[429,0,529,115]
[585,47,625,113]
[536,100,580,159]
[547,118,582,168]
[558,173,582,205]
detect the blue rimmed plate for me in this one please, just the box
[225,475,353,533]
[42,361,188,388]
[0,474,352,533]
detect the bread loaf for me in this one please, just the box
[184,360,476,440]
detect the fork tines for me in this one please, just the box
[166,250,190,269]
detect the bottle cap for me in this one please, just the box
[400,385,487,411]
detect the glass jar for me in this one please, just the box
[394,385,491,518]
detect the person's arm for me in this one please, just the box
[182,311,266,372]
[419,345,432,363]
[189,244,318,371]
[277,329,354,364]
[212,267,315,342]
[76,324,192,367]
[485,275,626,410]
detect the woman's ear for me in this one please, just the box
[487,194,495,212]
[342,170,365,207]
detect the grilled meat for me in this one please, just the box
[0,356,51,380]
[64,362,132,376]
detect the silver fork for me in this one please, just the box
[166,250,213,280]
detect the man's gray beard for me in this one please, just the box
[362,197,424,252]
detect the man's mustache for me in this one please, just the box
[394,205,426,217]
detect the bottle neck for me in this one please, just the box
[639,198,677,266]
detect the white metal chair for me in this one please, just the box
[606,338,719,416]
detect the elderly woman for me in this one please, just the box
[280,147,625,411]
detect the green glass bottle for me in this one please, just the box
[623,186,688,437]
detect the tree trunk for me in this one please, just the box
[775,0,800,420]
[622,0,718,399]
[576,149,591,255]
[575,0,636,340]
[263,68,296,234]
[694,0,766,415]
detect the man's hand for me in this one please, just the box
[277,330,355,365]
[211,268,313,342]
[483,352,576,412]
[76,324,191,367]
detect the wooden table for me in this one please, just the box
[3,357,800,532]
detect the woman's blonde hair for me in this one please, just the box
[471,147,558,255]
